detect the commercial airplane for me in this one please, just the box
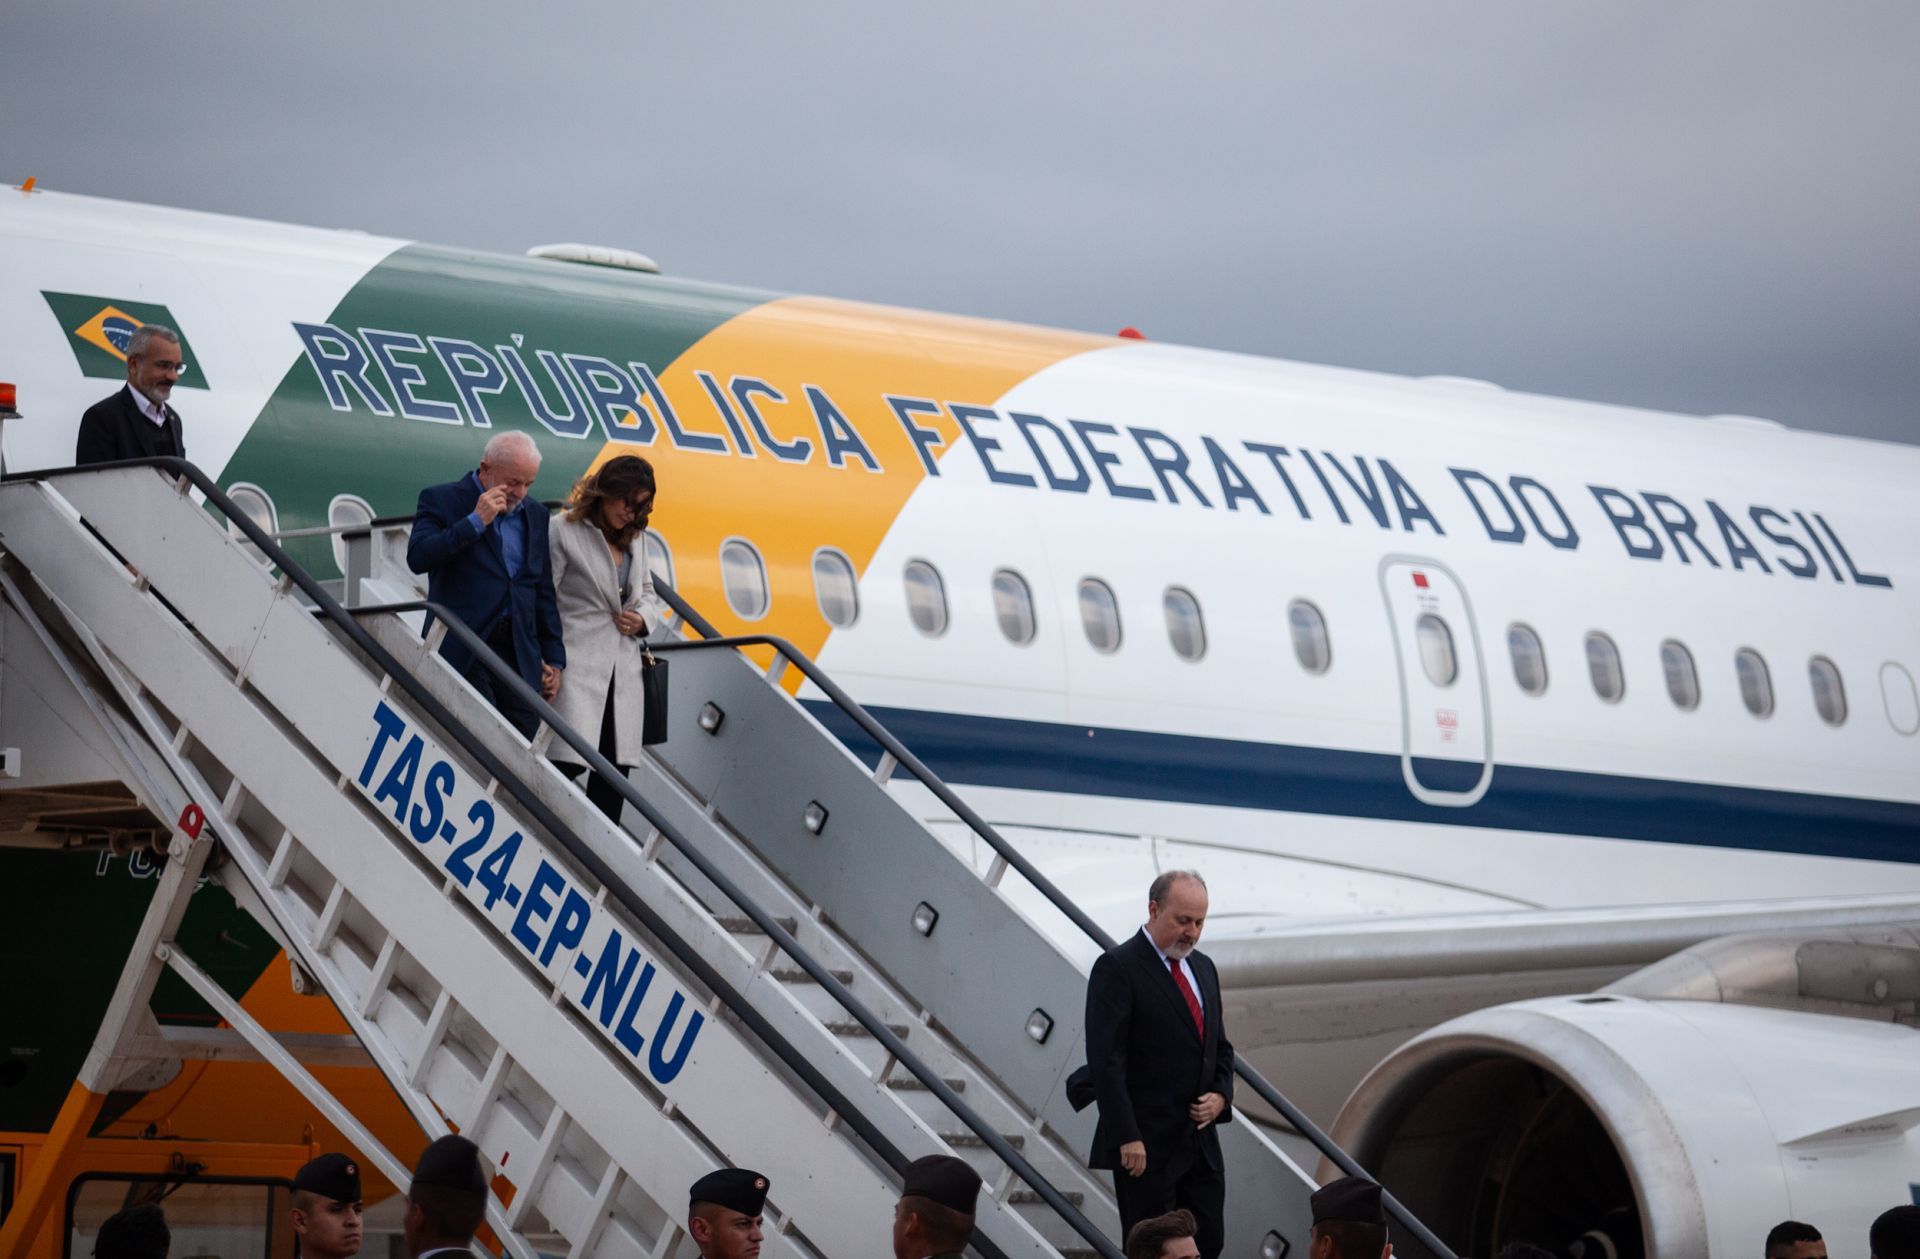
[3,185,1917,1256]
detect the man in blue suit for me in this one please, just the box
[408,431,565,737]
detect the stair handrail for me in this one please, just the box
[644,605,1461,1259]
[5,458,1118,1259]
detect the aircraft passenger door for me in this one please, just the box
[1378,556,1493,806]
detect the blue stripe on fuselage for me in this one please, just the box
[801,701,1920,864]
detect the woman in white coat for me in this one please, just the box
[548,455,664,819]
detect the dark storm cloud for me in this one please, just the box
[4,2,1915,442]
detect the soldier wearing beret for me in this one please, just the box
[1308,1176,1388,1259]
[892,1154,982,1259]
[402,1134,489,1258]
[688,1168,769,1259]
[291,1152,364,1259]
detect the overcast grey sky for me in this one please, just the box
[6,3,1916,443]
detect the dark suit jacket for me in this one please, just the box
[406,474,565,692]
[1084,930,1235,1173]
[76,385,185,465]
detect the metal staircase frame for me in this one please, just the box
[0,459,1121,1259]
[635,616,1459,1258]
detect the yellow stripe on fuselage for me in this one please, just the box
[588,296,1110,667]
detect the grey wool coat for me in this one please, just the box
[547,513,667,767]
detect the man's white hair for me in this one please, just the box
[481,430,540,465]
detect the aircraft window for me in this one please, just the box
[904,559,948,636]
[1163,587,1206,662]
[1880,662,1920,735]
[1289,600,1331,674]
[1808,656,1846,726]
[1078,578,1122,653]
[1507,623,1547,695]
[225,482,278,566]
[226,483,278,539]
[1660,639,1700,711]
[720,538,770,620]
[1585,632,1624,703]
[992,569,1036,645]
[1734,647,1774,718]
[68,1175,289,1259]
[327,493,374,576]
[1414,613,1458,687]
[812,549,859,628]
[644,528,674,587]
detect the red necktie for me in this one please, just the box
[1169,960,1204,1036]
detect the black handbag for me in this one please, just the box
[639,638,669,745]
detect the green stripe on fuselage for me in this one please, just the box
[221,244,775,576]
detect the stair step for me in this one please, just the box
[887,1075,966,1094]
[771,965,856,985]
[824,1019,912,1039]
[941,1132,1025,1150]
[1008,1189,1084,1207]
[716,914,800,935]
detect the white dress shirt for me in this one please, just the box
[127,383,167,427]
[1140,925,1204,1015]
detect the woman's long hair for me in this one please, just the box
[564,455,655,549]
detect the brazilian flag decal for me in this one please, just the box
[41,291,207,388]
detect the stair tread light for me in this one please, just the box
[1260,1230,1289,1259]
[911,902,939,936]
[803,801,828,834]
[1024,1008,1053,1044]
[698,702,725,734]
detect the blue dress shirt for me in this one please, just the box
[464,472,527,577]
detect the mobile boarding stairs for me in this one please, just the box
[0,459,1455,1259]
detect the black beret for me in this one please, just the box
[293,1152,362,1203]
[412,1134,487,1195]
[901,1154,981,1215]
[1310,1176,1383,1226]
[689,1168,769,1216]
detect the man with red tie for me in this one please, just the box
[1084,870,1234,1259]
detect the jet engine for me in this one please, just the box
[1327,930,1920,1259]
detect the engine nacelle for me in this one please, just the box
[1328,994,1920,1259]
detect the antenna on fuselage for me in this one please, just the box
[526,243,661,274]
